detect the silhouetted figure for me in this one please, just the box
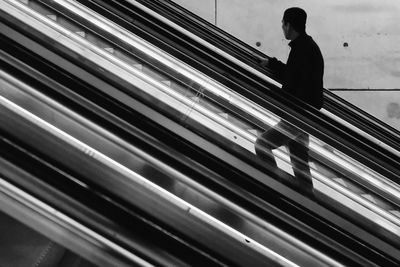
[255,7,324,194]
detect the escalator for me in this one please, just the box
[57,0,400,220]
[68,0,400,182]
[1,0,400,266]
[0,125,230,267]
[59,0,400,238]
[0,45,355,267]
[118,0,400,156]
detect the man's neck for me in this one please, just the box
[289,31,300,41]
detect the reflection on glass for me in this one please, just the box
[0,210,97,267]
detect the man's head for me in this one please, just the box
[282,7,307,40]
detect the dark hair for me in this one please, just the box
[283,7,307,33]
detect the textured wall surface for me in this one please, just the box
[172,0,216,24]
[333,90,400,130]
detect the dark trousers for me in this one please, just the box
[255,121,313,187]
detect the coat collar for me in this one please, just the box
[289,33,309,48]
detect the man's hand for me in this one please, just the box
[256,56,269,67]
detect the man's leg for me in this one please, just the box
[255,125,291,168]
[288,134,313,192]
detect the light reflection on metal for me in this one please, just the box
[311,170,400,236]
[0,95,299,267]
[0,177,154,267]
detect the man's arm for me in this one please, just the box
[268,57,286,78]
[256,55,286,81]
[256,56,270,67]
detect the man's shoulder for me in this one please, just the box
[305,35,319,48]
[304,36,323,57]
[293,34,319,50]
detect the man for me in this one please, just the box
[255,7,324,194]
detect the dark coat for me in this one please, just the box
[269,33,324,110]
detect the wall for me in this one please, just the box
[172,0,400,129]
[333,90,400,130]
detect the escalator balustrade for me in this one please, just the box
[0,77,346,267]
